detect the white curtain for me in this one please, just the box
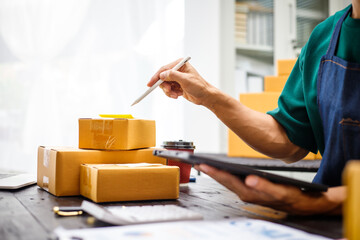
[0,0,185,173]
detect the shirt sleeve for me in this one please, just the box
[267,48,318,153]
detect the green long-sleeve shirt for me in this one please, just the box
[267,5,360,155]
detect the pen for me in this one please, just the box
[131,56,191,106]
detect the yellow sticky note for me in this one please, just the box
[99,114,134,119]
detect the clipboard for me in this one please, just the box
[153,150,328,192]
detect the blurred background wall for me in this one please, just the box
[0,0,351,173]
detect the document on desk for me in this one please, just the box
[54,218,331,240]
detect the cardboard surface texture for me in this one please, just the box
[228,92,318,160]
[228,92,279,158]
[79,118,156,150]
[264,76,288,92]
[37,146,166,196]
[239,92,280,113]
[80,163,179,202]
[277,59,297,76]
[228,130,317,160]
[343,160,360,240]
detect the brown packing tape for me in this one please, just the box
[42,176,49,192]
[90,167,97,202]
[37,146,57,194]
[91,119,118,149]
[80,165,95,202]
[43,147,50,168]
[90,119,113,134]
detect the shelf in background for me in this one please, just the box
[296,9,327,21]
[235,43,273,61]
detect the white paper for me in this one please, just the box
[54,218,331,240]
[81,201,203,226]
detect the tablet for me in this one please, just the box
[153,150,328,192]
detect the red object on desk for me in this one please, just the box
[162,140,195,184]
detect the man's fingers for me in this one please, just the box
[196,164,296,205]
[159,69,191,85]
[197,164,249,196]
[159,82,183,99]
[159,82,171,94]
[147,58,183,87]
[246,175,291,199]
[160,83,175,98]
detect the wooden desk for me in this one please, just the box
[0,176,342,240]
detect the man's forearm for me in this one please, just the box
[203,88,308,162]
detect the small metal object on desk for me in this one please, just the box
[189,175,196,182]
[53,206,83,217]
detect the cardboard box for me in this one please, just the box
[315,151,322,160]
[228,129,268,158]
[37,146,166,196]
[79,118,156,150]
[240,92,280,113]
[264,76,288,92]
[228,92,318,160]
[228,130,317,159]
[80,163,179,202]
[343,161,360,240]
[228,92,279,158]
[277,59,297,76]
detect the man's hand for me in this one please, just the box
[147,58,309,161]
[195,164,345,215]
[147,59,217,106]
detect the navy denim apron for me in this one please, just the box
[315,6,360,186]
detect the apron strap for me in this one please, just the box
[326,6,352,56]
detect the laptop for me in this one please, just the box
[0,172,37,189]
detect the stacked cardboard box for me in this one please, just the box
[228,59,321,160]
[37,146,167,196]
[78,118,156,150]
[38,117,179,202]
[343,161,360,240]
[80,164,179,202]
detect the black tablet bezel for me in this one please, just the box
[153,150,328,192]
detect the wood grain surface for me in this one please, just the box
[0,176,342,239]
